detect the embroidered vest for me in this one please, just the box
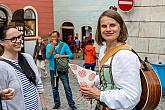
[99,65,117,91]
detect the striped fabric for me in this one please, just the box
[12,61,39,110]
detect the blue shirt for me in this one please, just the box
[46,41,73,70]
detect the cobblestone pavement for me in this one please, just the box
[42,59,165,110]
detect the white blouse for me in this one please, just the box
[95,46,142,110]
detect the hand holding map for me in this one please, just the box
[69,64,96,86]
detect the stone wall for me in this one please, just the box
[120,0,165,63]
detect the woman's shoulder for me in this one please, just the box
[114,50,140,64]
[115,50,137,58]
[21,53,34,61]
[0,57,15,72]
[22,53,32,57]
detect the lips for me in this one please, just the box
[105,33,113,36]
[14,44,21,48]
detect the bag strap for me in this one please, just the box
[0,97,2,110]
[0,58,24,73]
[57,42,65,54]
[100,44,149,71]
[100,44,132,68]
[0,57,38,86]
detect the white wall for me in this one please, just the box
[54,0,116,37]
[24,41,36,56]
[53,0,165,63]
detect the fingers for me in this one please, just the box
[1,88,15,100]
[54,54,60,58]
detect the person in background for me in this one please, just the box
[0,25,48,110]
[43,38,50,77]
[67,35,75,54]
[33,37,47,78]
[81,36,88,60]
[46,31,77,110]
[87,33,92,40]
[43,38,49,46]
[84,39,97,71]
[80,10,141,110]
[74,37,80,58]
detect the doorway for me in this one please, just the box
[62,22,74,43]
[81,26,92,40]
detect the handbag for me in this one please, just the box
[55,43,70,72]
[56,57,69,72]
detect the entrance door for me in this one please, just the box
[62,22,74,43]
[62,29,73,43]
[81,26,92,40]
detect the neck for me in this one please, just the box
[2,51,18,60]
[105,41,123,53]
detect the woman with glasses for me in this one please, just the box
[80,10,141,110]
[0,25,48,110]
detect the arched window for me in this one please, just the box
[0,8,7,26]
[24,8,36,37]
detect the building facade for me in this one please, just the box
[0,0,54,55]
[54,0,165,63]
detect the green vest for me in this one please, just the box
[98,65,136,110]
[99,65,116,91]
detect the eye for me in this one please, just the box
[11,37,17,41]
[110,24,115,27]
[18,35,22,39]
[101,24,107,28]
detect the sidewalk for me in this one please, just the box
[42,59,165,110]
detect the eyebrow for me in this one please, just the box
[9,33,23,38]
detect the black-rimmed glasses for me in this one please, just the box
[2,34,23,43]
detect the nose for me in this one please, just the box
[106,25,111,31]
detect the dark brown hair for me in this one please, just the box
[0,25,15,40]
[51,31,60,38]
[95,10,128,46]
[0,25,36,85]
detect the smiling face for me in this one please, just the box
[1,28,22,53]
[100,16,121,44]
[95,10,128,46]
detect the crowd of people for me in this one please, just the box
[0,9,143,110]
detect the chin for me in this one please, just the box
[15,48,22,52]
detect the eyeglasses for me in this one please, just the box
[2,34,23,43]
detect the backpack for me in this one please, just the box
[100,44,161,110]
